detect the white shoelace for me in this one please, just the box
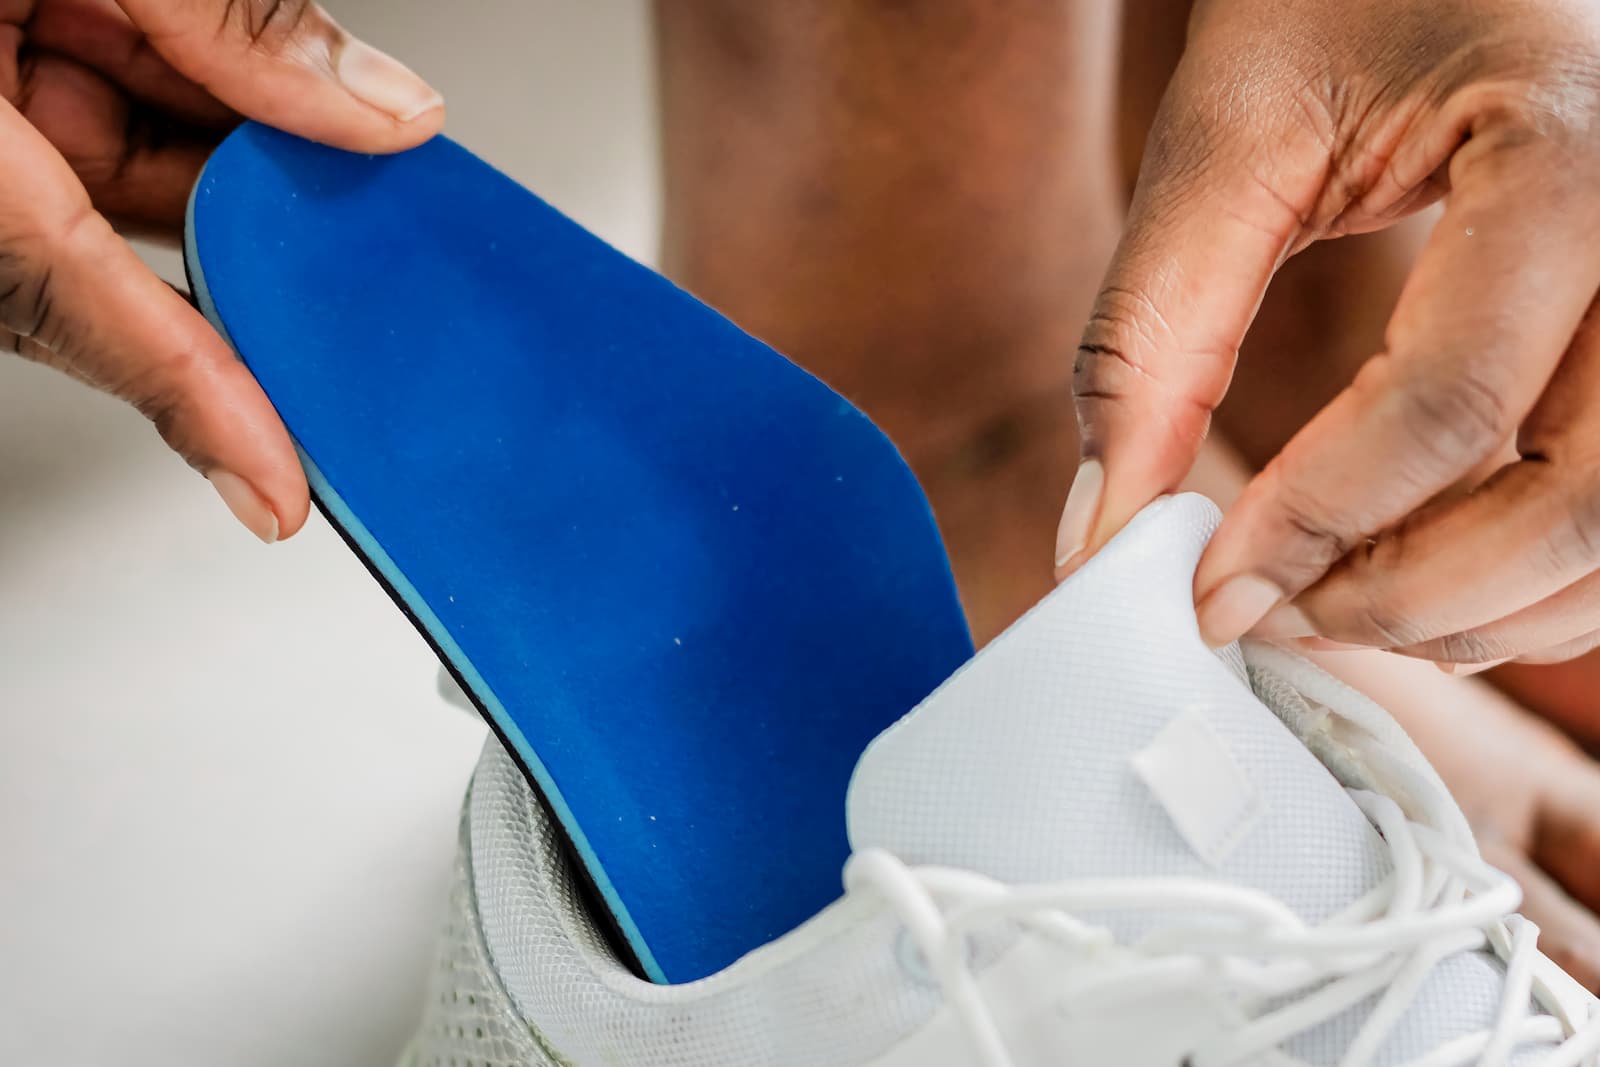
[846,789,1600,1067]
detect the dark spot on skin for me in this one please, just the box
[950,414,1026,476]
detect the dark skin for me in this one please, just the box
[1074,0,1600,669]
[0,0,443,542]
[657,0,1119,641]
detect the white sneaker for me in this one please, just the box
[402,494,1600,1067]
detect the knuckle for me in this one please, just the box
[1075,287,1229,428]
[0,256,58,344]
[1314,547,1432,649]
[0,250,25,327]
[1347,593,1430,649]
[1072,343,1136,409]
[1081,287,1176,366]
[131,385,199,464]
[0,207,103,354]
[1548,483,1600,573]
[1271,483,1357,576]
[1459,69,1600,152]
[1393,368,1515,471]
[1074,294,1160,406]
[114,346,208,459]
[0,327,51,364]
[1431,629,1510,665]
[245,0,319,51]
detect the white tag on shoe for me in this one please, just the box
[1132,707,1264,867]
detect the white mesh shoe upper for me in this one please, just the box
[401,807,558,1067]
[405,741,934,1067]
[403,495,1600,1067]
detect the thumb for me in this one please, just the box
[1056,79,1315,576]
[115,0,444,152]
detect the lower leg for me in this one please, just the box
[655,0,1122,643]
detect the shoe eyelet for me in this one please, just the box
[894,927,977,985]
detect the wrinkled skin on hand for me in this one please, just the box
[0,0,442,540]
[1067,0,1600,669]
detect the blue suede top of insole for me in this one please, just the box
[186,125,974,983]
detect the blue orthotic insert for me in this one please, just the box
[185,124,974,984]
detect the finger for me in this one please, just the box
[1516,632,1600,666]
[1195,109,1600,646]
[1282,296,1600,654]
[0,97,307,540]
[25,0,235,125]
[1397,572,1600,666]
[14,51,215,229]
[0,324,51,363]
[113,0,443,151]
[1059,59,1324,576]
[1479,838,1600,993]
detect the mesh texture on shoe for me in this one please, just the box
[457,740,941,1066]
[400,809,557,1067]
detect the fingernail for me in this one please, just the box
[1054,459,1105,570]
[1249,601,1317,640]
[337,39,443,122]
[1435,657,1511,677]
[208,470,279,544]
[1197,574,1285,648]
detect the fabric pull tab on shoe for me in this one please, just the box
[1131,706,1263,867]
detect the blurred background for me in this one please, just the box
[0,2,658,1063]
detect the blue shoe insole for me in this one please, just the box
[184,124,974,984]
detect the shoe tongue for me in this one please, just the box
[846,493,1389,924]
